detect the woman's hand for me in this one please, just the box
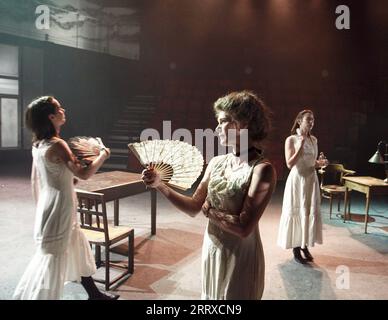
[317,157,329,168]
[96,137,110,159]
[142,168,162,188]
[299,135,306,144]
[295,135,306,151]
[100,147,110,160]
[201,200,212,217]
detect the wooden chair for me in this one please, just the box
[319,164,356,219]
[76,190,134,291]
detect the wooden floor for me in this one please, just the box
[1,165,388,300]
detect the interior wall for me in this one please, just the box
[1,1,387,179]
[139,0,387,179]
[0,33,141,164]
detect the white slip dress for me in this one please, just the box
[277,135,323,249]
[202,153,265,300]
[13,139,96,300]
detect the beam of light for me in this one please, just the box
[269,0,293,19]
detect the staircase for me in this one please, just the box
[102,95,157,171]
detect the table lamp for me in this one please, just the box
[368,140,388,183]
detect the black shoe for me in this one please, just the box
[293,247,308,264]
[301,247,314,262]
[88,292,120,300]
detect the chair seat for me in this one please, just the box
[322,185,346,193]
[82,225,133,244]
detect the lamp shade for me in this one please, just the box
[368,150,384,164]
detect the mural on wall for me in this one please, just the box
[0,0,140,60]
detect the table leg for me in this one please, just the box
[364,191,371,234]
[151,189,157,235]
[329,196,333,219]
[114,199,119,226]
[343,187,349,223]
[95,245,101,268]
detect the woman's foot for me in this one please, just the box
[88,291,120,300]
[293,247,308,264]
[301,247,314,261]
[81,276,120,300]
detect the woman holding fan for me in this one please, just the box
[142,91,276,300]
[13,96,117,300]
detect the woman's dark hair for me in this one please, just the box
[290,109,314,135]
[213,90,272,143]
[25,96,57,142]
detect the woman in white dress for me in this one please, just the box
[13,96,118,300]
[277,109,327,264]
[142,91,276,299]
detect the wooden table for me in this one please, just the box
[343,176,388,233]
[75,171,157,235]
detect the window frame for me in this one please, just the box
[0,43,21,150]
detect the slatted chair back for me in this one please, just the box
[76,190,109,244]
[320,163,355,187]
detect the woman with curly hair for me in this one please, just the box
[142,91,276,299]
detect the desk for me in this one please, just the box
[75,171,157,235]
[343,176,388,233]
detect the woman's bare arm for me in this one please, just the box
[46,139,109,180]
[31,159,40,203]
[285,136,304,169]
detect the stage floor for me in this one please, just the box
[1,164,387,300]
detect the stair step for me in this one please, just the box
[104,157,128,165]
[111,128,143,133]
[121,112,153,118]
[106,137,139,146]
[110,133,143,139]
[113,124,144,129]
[126,99,155,103]
[109,135,130,140]
[113,122,147,128]
[122,108,153,112]
[101,163,127,170]
[110,153,128,159]
[113,124,129,129]
[125,104,156,109]
[132,95,156,99]
[121,115,152,122]
[106,141,129,147]
[124,112,154,116]
[128,101,155,104]
[124,108,155,113]
[116,119,149,124]
[110,148,128,154]
[117,135,139,139]
[119,122,151,127]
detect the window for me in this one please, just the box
[0,44,19,149]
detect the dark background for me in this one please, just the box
[1,0,387,180]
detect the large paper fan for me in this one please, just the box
[68,136,104,166]
[128,139,204,190]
